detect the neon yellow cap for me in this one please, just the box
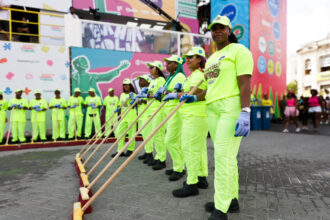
[146,61,163,72]
[183,47,206,58]
[208,15,232,30]
[164,55,183,64]
[137,74,151,83]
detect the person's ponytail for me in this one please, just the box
[229,32,238,43]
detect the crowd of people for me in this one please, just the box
[280,90,329,132]
[0,16,251,220]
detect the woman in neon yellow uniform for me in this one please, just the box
[103,88,119,136]
[134,75,152,161]
[143,61,166,170]
[164,47,209,196]
[49,89,67,140]
[112,78,136,157]
[162,55,186,181]
[180,16,253,220]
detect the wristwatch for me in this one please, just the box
[242,107,251,113]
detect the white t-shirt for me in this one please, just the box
[0,0,10,20]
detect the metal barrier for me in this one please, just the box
[0,7,64,43]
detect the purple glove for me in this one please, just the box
[141,87,148,94]
[136,93,148,99]
[153,86,166,100]
[179,94,197,103]
[129,97,137,105]
[173,83,182,92]
[163,93,178,101]
[234,112,250,137]
[129,92,134,99]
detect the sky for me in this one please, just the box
[287,0,330,53]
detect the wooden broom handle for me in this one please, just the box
[5,108,14,146]
[83,99,139,164]
[80,103,129,159]
[87,99,155,177]
[82,80,203,211]
[88,100,165,188]
[31,110,37,144]
[79,103,123,155]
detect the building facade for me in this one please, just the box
[296,36,330,97]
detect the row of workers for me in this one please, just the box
[111,16,253,220]
[0,87,120,143]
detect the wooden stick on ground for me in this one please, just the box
[87,99,165,189]
[87,98,156,176]
[82,99,139,164]
[78,104,123,156]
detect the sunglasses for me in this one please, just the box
[149,66,155,70]
[186,55,195,59]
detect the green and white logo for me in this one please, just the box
[232,24,245,42]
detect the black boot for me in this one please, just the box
[208,209,227,220]
[172,183,199,198]
[205,199,240,213]
[169,171,185,181]
[152,160,166,170]
[143,153,152,164]
[124,150,133,157]
[197,176,209,189]
[148,158,157,166]
[165,169,173,175]
[166,169,185,176]
[138,153,147,160]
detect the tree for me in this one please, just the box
[287,80,298,94]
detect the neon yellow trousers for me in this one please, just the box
[140,115,153,153]
[85,115,101,138]
[52,120,66,139]
[115,120,136,152]
[153,110,166,162]
[181,113,208,184]
[0,115,5,142]
[11,121,26,142]
[105,113,117,136]
[68,115,83,138]
[207,96,242,213]
[32,121,46,140]
[165,107,184,172]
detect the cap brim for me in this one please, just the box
[208,22,231,30]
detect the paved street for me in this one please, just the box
[0,124,329,220]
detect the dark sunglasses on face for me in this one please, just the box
[186,55,194,59]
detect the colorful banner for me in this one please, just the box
[250,0,287,118]
[82,21,178,54]
[73,0,176,22]
[9,0,71,12]
[179,17,199,34]
[0,41,70,132]
[211,0,250,48]
[71,47,171,99]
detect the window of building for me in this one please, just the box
[320,54,330,72]
[305,59,311,74]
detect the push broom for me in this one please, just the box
[75,99,138,175]
[78,99,165,200]
[77,98,156,188]
[74,104,125,171]
[73,80,203,219]
[76,103,123,159]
